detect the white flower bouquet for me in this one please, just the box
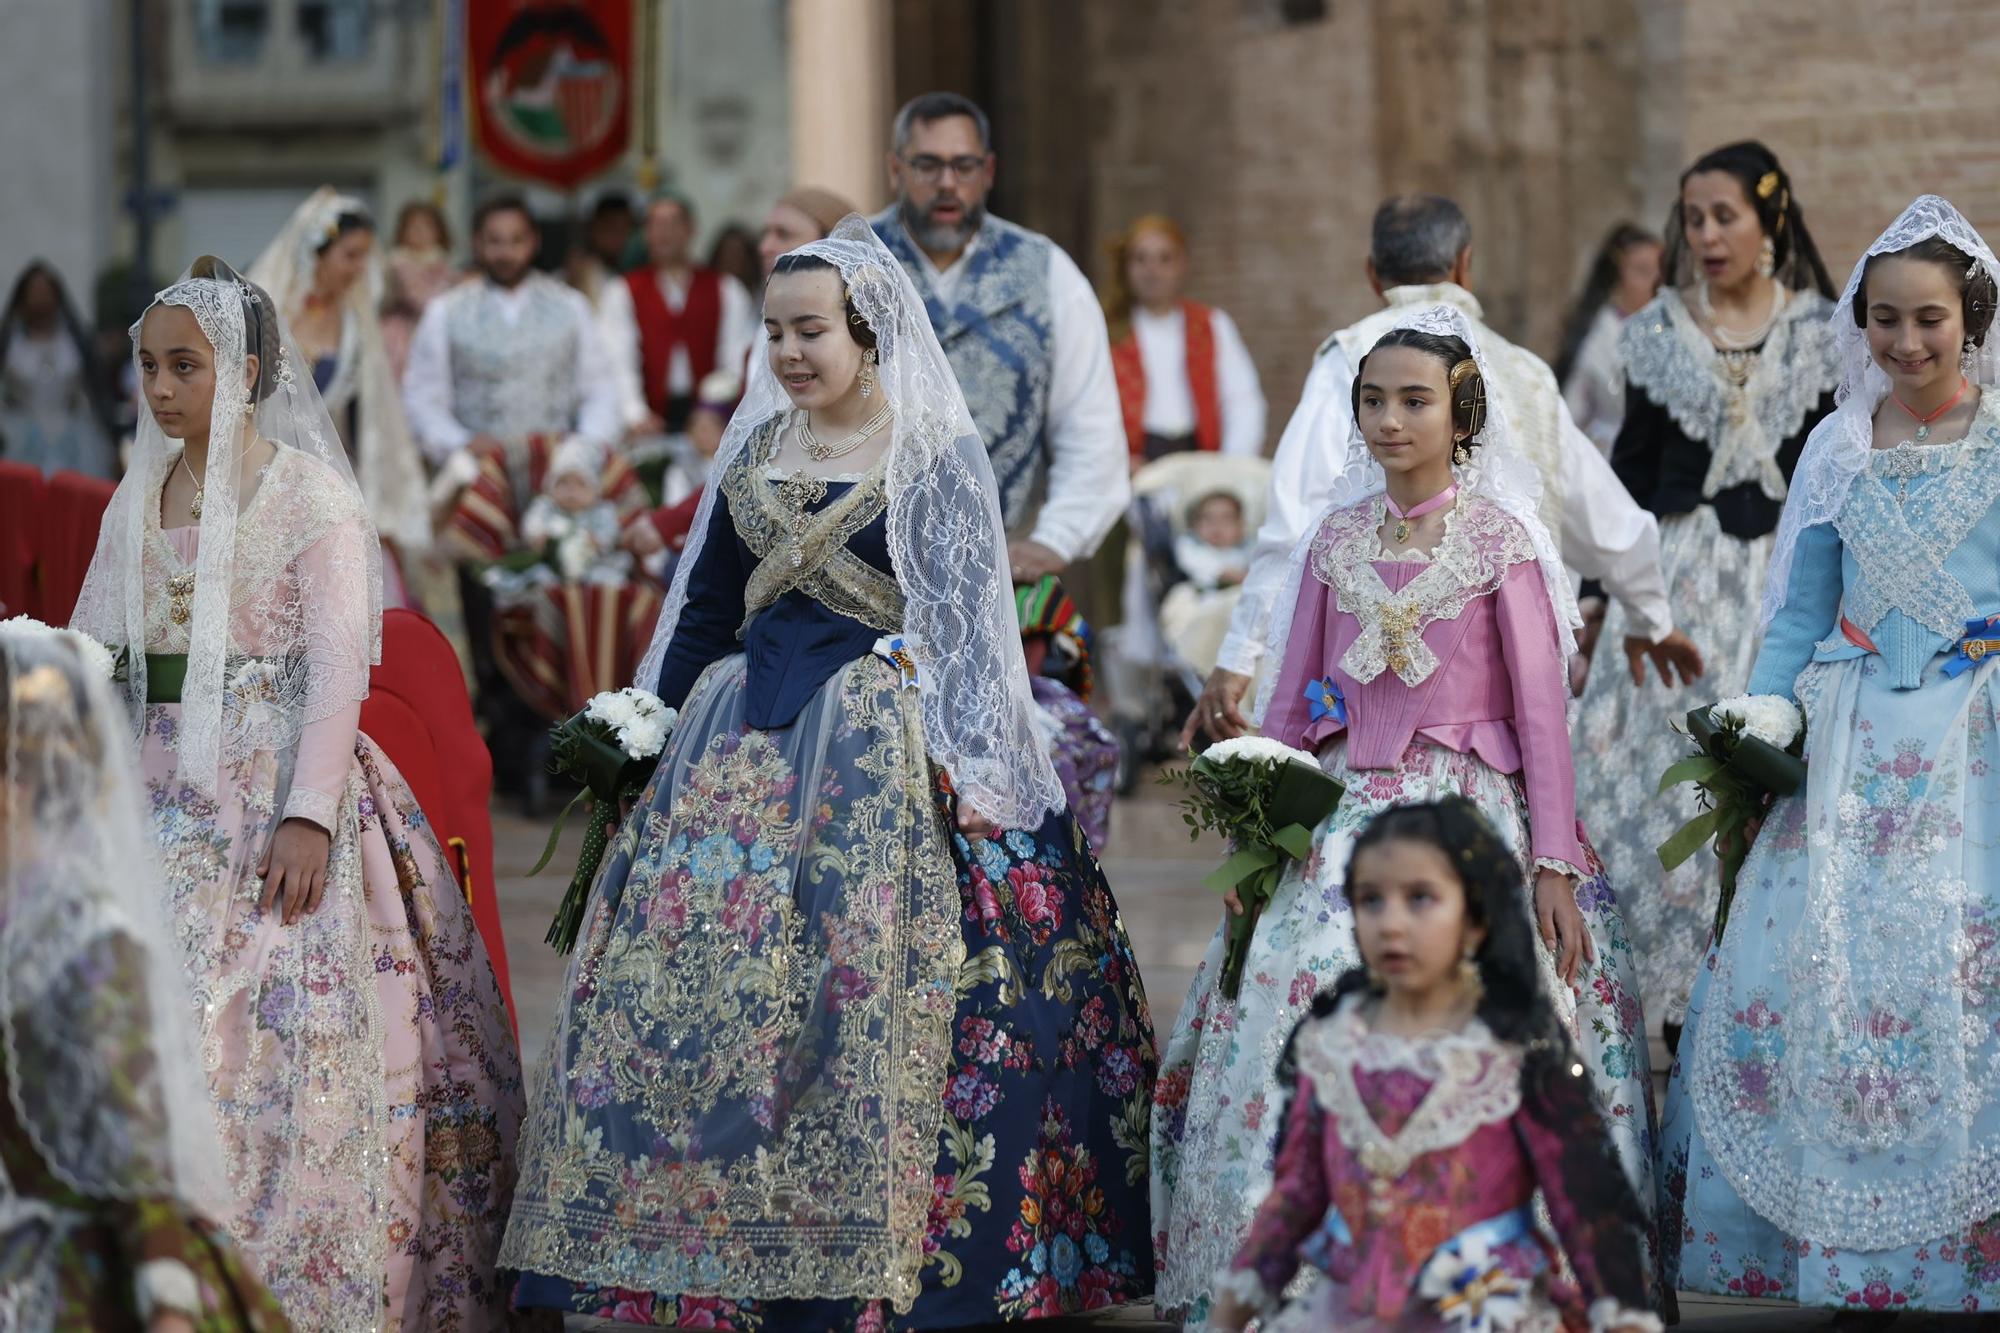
[0,616,116,680]
[1166,735,1346,1000]
[1657,693,1806,937]
[531,687,678,953]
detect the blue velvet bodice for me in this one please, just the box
[654,478,896,729]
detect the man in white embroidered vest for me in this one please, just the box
[871,92,1129,584]
[1187,194,1705,742]
[402,193,623,806]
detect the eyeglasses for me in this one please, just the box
[901,154,988,184]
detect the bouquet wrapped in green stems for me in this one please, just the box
[1657,693,1806,938]
[530,687,677,953]
[1165,736,1346,1001]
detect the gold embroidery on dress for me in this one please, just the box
[498,658,962,1311]
[723,422,905,635]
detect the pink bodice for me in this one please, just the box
[1263,498,1584,871]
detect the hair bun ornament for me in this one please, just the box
[1756,170,1782,200]
[1447,357,1487,440]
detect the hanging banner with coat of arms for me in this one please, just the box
[468,0,632,190]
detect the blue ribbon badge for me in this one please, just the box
[1944,613,2000,679]
[874,635,922,690]
[1305,676,1347,726]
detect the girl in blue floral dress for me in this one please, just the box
[498,218,1157,1329]
[1660,196,2000,1315]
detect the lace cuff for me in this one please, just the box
[1213,1265,1278,1315]
[283,786,340,832]
[135,1258,202,1319]
[1588,1298,1664,1333]
[1533,856,1583,880]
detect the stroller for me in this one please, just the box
[1102,451,1272,791]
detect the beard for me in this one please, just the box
[899,194,985,254]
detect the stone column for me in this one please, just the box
[787,0,893,212]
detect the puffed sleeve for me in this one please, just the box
[652,488,748,710]
[1493,560,1586,875]
[1746,520,1843,703]
[1513,1053,1663,1332]
[1259,554,1339,751]
[1217,1072,1331,1318]
[282,509,373,831]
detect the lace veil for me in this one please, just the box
[1762,195,2000,624]
[70,261,382,799]
[1250,304,1580,722]
[248,187,432,554]
[634,215,1064,829]
[0,626,230,1281]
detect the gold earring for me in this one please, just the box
[1756,235,1777,279]
[1458,949,1483,1001]
[858,348,878,399]
[1451,438,1471,466]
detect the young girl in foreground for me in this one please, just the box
[1212,799,1660,1333]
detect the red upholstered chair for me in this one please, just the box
[40,470,117,626]
[362,608,515,1027]
[0,461,45,619]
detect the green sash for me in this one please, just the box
[144,653,188,704]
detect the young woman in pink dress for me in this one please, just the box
[70,257,522,1331]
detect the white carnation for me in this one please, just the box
[586,690,639,728]
[618,714,667,760]
[1203,735,1320,768]
[1712,694,1802,749]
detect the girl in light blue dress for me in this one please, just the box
[1660,196,2000,1315]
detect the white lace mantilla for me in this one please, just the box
[1621,288,1840,501]
[1836,397,2000,640]
[1311,496,1539,688]
[1295,1003,1522,1181]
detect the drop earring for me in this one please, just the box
[1458,948,1483,1002]
[1451,437,1471,466]
[1964,339,1979,377]
[1755,235,1777,280]
[858,348,878,399]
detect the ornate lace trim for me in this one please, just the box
[1621,289,1840,499]
[1836,397,2000,639]
[1311,496,1537,687]
[1296,1001,1521,1179]
[282,786,339,832]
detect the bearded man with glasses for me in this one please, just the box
[872,91,1129,586]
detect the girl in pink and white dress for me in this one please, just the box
[1150,305,1660,1329]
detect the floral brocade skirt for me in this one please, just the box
[140,707,523,1331]
[500,653,1158,1328]
[1572,506,1772,1025]
[1150,740,1658,1330]
[1661,654,2000,1313]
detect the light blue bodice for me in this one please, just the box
[1750,394,2000,699]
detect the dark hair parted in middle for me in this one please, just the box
[767,252,879,351]
[1665,140,1835,298]
[1350,328,1488,448]
[1850,236,1998,349]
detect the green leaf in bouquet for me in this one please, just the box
[1270,822,1315,861]
[1268,758,1346,833]
[1657,804,1723,872]
[1730,734,1806,797]
[1202,845,1279,895]
[1657,754,1725,795]
[1687,706,1729,758]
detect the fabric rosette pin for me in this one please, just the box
[1656,693,1805,936]
[1166,734,1344,1000]
[531,686,677,952]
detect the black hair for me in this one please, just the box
[590,192,636,224]
[1851,236,1998,349]
[185,255,283,401]
[1553,222,1659,386]
[1666,140,1834,297]
[1350,329,1487,450]
[892,91,992,155]
[472,193,537,237]
[1370,195,1471,288]
[313,208,374,258]
[1,260,114,435]
[767,252,878,351]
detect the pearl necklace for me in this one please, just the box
[799,402,892,462]
[1696,277,1785,352]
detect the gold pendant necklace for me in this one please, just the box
[180,453,205,520]
[1393,517,1411,544]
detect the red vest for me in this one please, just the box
[625,266,723,416]
[1111,299,1223,457]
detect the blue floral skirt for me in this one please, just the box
[1660,654,2000,1313]
[499,653,1157,1328]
